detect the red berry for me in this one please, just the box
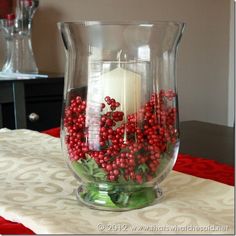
[105,96,110,102]
[106,164,113,171]
[109,175,115,181]
[136,175,143,184]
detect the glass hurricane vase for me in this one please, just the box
[59,21,184,211]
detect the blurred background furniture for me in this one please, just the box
[0,74,63,131]
[0,0,13,18]
[179,121,234,166]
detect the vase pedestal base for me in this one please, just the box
[76,183,163,211]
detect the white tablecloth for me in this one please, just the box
[0,129,234,234]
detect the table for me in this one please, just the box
[0,128,234,234]
[179,121,234,166]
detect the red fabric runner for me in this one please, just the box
[0,127,234,235]
[0,217,34,235]
[174,154,234,186]
[0,0,13,18]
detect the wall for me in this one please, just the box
[228,0,235,127]
[2,0,234,126]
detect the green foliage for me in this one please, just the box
[137,163,149,173]
[127,187,156,208]
[166,141,175,155]
[72,145,175,209]
[108,186,156,209]
[71,154,107,182]
[109,191,130,207]
[82,184,118,208]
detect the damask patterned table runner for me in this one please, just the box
[0,129,234,234]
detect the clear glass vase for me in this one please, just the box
[59,21,184,211]
[0,0,39,74]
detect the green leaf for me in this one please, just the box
[166,142,175,155]
[93,172,106,179]
[71,161,94,181]
[117,175,127,183]
[127,187,156,209]
[138,163,149,173]
[108,187,156,209]
[116,192,130,205]
[87,163,94,175]
[88,156,99,169]
[71,155,107,181]
[109,191,130,207]
[83,184,118,208]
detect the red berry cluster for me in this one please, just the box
[64,90,178,184]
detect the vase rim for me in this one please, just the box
[58,20,185,27]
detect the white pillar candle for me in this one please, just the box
[101,67,141,116]
[86,67,141,149]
